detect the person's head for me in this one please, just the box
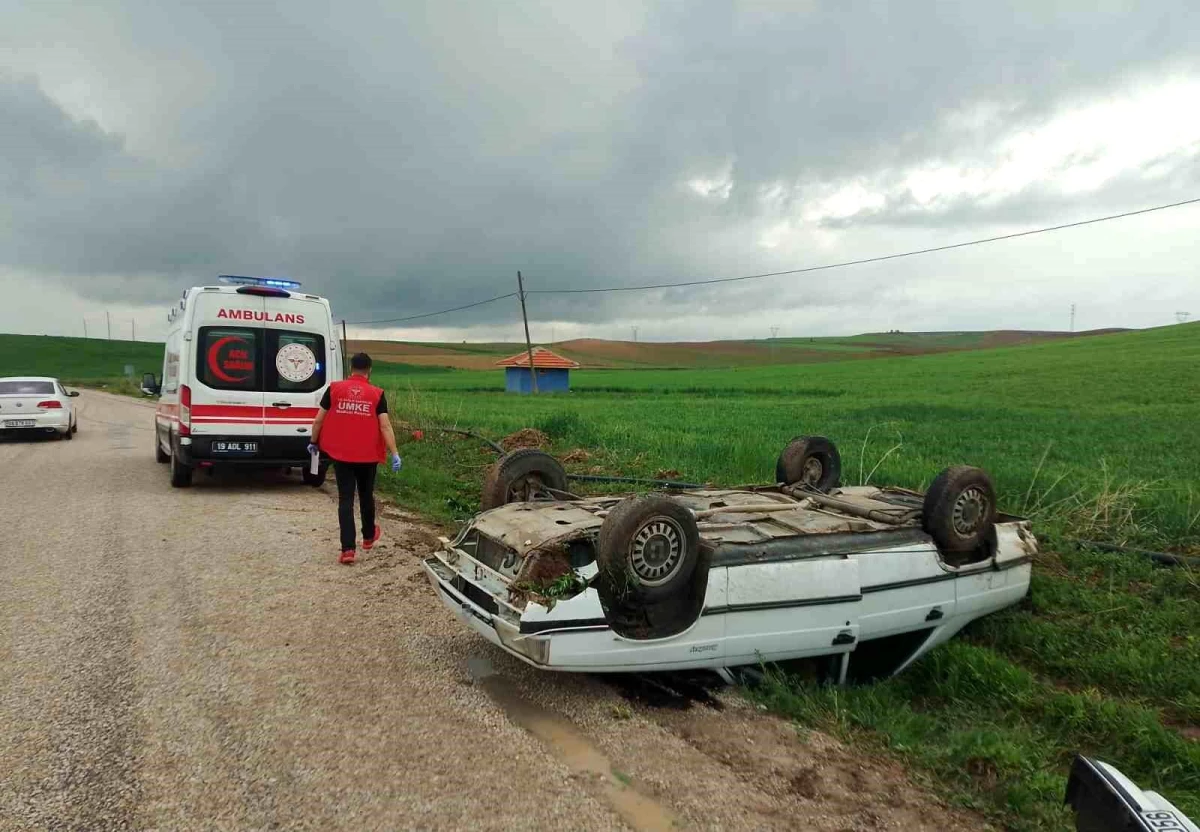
[350,352,372,377]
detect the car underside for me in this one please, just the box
[423,436,1038,680]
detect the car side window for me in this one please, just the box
[197,327,261,391]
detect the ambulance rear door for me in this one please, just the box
[260,294,332,444]
[189,291,266,442]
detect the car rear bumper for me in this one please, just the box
[179,434,313,466]
[1,412,70,434]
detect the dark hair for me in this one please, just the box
[350,352,373,371]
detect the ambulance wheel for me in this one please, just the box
[597,495,700,604]
[302,463,327,487]
[922,466,996,554]
[170,445,193,488]
[481,449,569,510]
[775,435,841,493]
[155,436,170,463]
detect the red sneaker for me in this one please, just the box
[339,549,356,565]
[363,524,382,550]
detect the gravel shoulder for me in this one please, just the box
[0,390,989,831]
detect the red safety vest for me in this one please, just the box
[318,377,386,463]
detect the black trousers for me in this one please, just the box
[333,460,378,551]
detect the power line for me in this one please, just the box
[347,292,518,325]
[343,196,1200,326]
[532,196,1200,295]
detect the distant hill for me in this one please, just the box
[349,328,1132,370]
[0,334,161,381]
[0,327,1136,379]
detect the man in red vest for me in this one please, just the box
[309,352,402,564]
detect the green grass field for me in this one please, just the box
[370,322,1199,830]
[0,334,162,390]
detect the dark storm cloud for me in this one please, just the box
[1,1,1198,329]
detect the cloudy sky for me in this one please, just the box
[2,1,1198,344]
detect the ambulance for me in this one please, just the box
[144,276,342,487]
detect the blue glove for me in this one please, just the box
[390,452,403,473]
[306,443,319,456]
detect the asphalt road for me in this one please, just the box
[0,390,988,831]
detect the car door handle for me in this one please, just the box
[831,631,856,646]
[270,402,292,408]
[925,607,945,622]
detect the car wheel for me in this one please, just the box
[72,420,78,434]
[62,425,73,440]
[597,495,700,604]
[775,435,841,492]
[155,432,170,463]
[302,462,328,487]
[922,466,996,553]
[170,441,193,488]
[481,449,569,510]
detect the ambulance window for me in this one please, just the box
[267,330,326,393]
[198,327,261,391]
[163,332,182,394]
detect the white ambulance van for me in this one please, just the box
[144,276,342,488]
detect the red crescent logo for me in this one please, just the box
[207,336,251,383]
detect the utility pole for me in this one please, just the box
[1069,304,1076,333]
[631,326,639,343]
[517,271,538,394]
[770,326,780,339]
[341,319,349,377]
[106,310,111,340]
[83,318,88,339]
[132,318,136,342]
[1177,311,1191,324]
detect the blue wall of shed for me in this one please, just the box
[504,367,570,393]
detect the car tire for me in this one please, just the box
[302,463,328,487]
[775,435,841,492]
[922,465,996,553]
[72,419,78,434]
[481,449,569,510]
[62,425,72,441]
[597,495,701,604]
[170,441,193,488]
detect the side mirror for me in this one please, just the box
[67,390,80,397]
[141,373,161,396]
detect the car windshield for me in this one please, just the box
[0,381,55,395]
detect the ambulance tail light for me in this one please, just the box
[37,400,63,409]
[179,385,192,436]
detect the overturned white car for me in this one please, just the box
[423,436,1036,682]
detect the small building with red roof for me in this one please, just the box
[496,347,580,393]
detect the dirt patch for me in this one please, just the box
[501,428,549,451]
[654,469,683,481]
[645,702,991,830]
[561,448,592,464]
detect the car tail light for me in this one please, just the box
[37,400,63,409]
[179,384,192,436]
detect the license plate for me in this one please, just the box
[1141,811,1188,830]
[212,441,258,454]
[4,420,35,428]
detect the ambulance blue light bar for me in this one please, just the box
[218,275,302,290]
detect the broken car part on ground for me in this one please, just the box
[424,436,1037,680]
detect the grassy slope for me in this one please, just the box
[0,334,162,383]
[372,323,1199,830]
